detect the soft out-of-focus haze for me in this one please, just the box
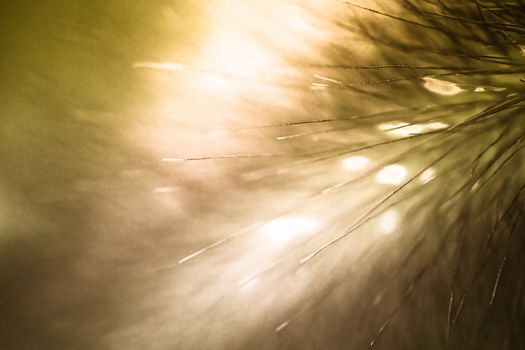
[1,1,525,349]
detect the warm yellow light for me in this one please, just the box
[341,156,369,171]
[376,164,407,185]
[378,210,398,234]
[379,121,448,137]
[203,73,231,92]
[200,25,275,80]
[132,61,186,71]
[378,121,408,131]
[390,124,424,136]
[422,77,462,95]
[161,157,184,162]
[153,187,176,193]
[422,122,448,130]
[419,168,436,184]
[260,216,318,246]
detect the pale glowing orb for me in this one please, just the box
[422,77,462,95]
[474,87,486,92]
[419,168,436,184]
[199,22,277,79]
[376,164,407,185]
[260,216,318,246]
[378,210,399,235]
[341,156,369,171]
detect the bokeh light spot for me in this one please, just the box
[422,77,462,95]
[378,210,398,235]
[341,156,369,171]
[376,165,407,185]
[260,216,318,246]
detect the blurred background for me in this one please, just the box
[1,1,524,349]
